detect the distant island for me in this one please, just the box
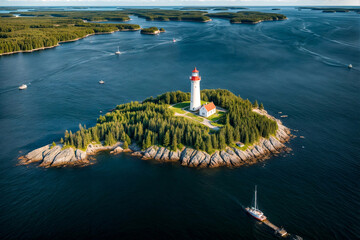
[140,27,165,35]
[0,9,288,55]
[298,7,360,13]
[20,89,291,168]
[0,17,140,55]
[207,11,287,24]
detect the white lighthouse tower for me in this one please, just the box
[190,67,201,111]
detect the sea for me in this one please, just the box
[0,6,359,240]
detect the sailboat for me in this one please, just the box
[245,186,267,221]
[115,46,121,55]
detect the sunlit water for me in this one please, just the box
[0,7,359,240]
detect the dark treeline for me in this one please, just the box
[0,18,140,54]
[207,11,287,23]
[122,9,211,22]
[63,89,277,154]
[13,11,131,21]
[140,27,159,34]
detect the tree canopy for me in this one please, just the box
[63,89,277,154]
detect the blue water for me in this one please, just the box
[0,7,359,240]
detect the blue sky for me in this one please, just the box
[0,0,359,6]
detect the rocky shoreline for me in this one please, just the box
[19,110,292,168]
[0,28,140,56]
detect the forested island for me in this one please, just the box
[0,9,287,54]
[140,27,165,35]
[20,89,291,168]
[0,17,140,55]
[298,7,360,13]
[207,11,287,24]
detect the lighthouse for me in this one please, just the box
[190,67,201,111]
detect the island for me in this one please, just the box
[298,7,360,13]
[0,17,140,55]
[140,26,164,35]
[206,11,287,24]
[19,89,292,168]
[0,9,288,55]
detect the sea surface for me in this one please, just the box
[0,7,359,240]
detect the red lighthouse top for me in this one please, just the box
[190,67,201,81]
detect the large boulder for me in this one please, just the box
[180,148,196,166]
[226,149,243,166]
[75,149,87,160]
[209,151,226,168]
[168,150,181,162]
[160,148,171,161]
[24,145,50,163]
[154,147,165,160]
[269,136,285,150]
[39,145,62,167]
[233,148,249,162]
[188,151,206,167]
[51,148,75,167]
[143,147,157,159]
[110,146,123,154]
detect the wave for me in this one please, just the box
[298,46,358,71]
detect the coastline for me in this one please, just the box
[0,28,140,56]
[19,109,292,168]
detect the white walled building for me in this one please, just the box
[199,102,216,118]
[189,67,201,111]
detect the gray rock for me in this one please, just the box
[269,136,285,150]
[209,151,225,168]
[24,145,50,163]
[188,151,206,167]
[263,139,278,153]
[110,146,123,154]
[75,149,87,160]
[51,148,75,167]
[154,147,165,160]
[168,150,181,162]
[232,148,249,161]
[180,148,196,165]
[160,148,170,161]
[226,149,242,166]
[39,145,62,167]
[144,147,157,159]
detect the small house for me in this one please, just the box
[199,102,216,118]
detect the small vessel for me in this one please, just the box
[348,64,352,69]
[173,38,176,43]
[19,84,27,90]
[245,186,267,221]
[115,46,121,55]
[99,80,105,84]
[281,115,288,118]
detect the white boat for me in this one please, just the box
[245,186,267,221]
[99,80,105,84]
[19,84,27,90]
[173,38,176,43]
[115,46,121,55]
[348,64,352,69]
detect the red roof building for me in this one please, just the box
[199,102,216,117]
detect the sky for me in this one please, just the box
[0,0,359,6]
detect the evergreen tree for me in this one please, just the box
[171,134,177,151]
[123,141,128,149]
[253,100,259,108]
[163,130,170,147]
[259,103,264,110]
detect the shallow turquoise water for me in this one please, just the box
[0,7,359,240]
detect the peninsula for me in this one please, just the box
[20,69,291,169]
